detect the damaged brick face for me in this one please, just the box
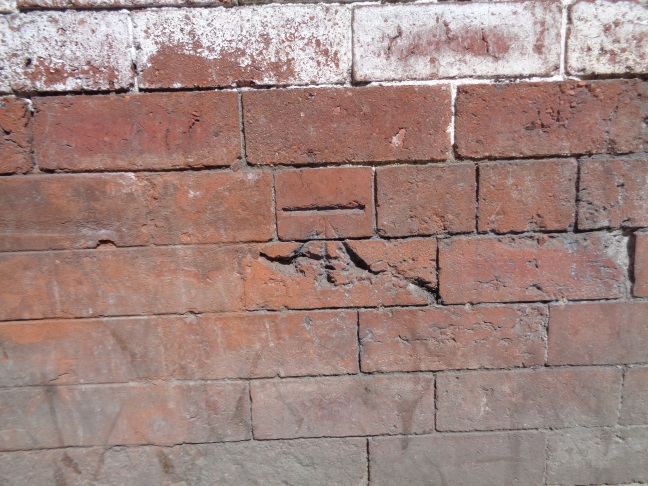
[1,1,648,485]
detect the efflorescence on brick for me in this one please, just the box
[1,0,648,485]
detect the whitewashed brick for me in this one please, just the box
[0,0,15,13]
[353,1,561,81]
[568,0,648,75]
[133,5,352,89]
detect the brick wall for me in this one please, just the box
[0,0,647,484]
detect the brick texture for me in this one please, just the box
[439,233,625,304]
[437,368,622,431]
[635,231,648,297]
[353,1,561,81]
[478,159,577,233]
[376,163,475,237]
[578,157,648,230]
[244,86,451,165]
[251,374,435,439]
[0,97,31,175]
[275,167,374,240]
[455,80,648,159]
[549,302,648,365]
[33,92,240,172]
[620,367,648,426]
[359,305,546,372]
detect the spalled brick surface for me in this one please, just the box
[19,0,231,7]
[251,374,435,439]
[353,1,561,81]
[456,80,648,159]
[620,367,648,426]
[33,92,240,172]
[635,232,648,297]
[360,305,546,372]
[244,239,436,310]
[0,98,32,175]
[376,163,475,237]
[133,5,351,89]
[0,439,367,486]
[437,368,622,431]
[568,0,648,75]
[275,167,374,240]
[370,431,546,486]
[549,302,648,365]
[0,382,250,450]
[2,12,132,93]
[578,157,648,230]
[439,232,625,304]
[244,85,451,165]
[478,159,577,233]
[546,427,648,485]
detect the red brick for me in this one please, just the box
[244,86,451,165]
[0,382,250,450]
[479,159,577,233]
[0,317,167,386]
[578,157,648,229]
[439,233,625,304]
[5,12,132,92]
[0,97,31,175]
[244,239,435,310]
[568,0,648,75]
[33,91,240,172]
[133,6,351,89]
[370,432,546,486]
[353,2,561,81]
[19,0,231,7]
[456,80,648,159]
[146,172,273,245]
[0,245,252,321]
[437,368,622,431]
[251,374,435,439]
[547,427,648,485]
[636,231,648,297]
[620,367,648,425]
[275,167,374,240]
[168,310,359,379]
[0,174,148,252]
[376,163,475,237]
[360,305,546,373]
[549,302,648,366]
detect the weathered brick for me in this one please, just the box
[244,239,435,310]
[549,302,648,366]
[0,98,31,175]
[456,80,648,158]
[3,12,132,92]
[0,174,148,252]
[0,245,252,321]
[244,85,451,165]
[439,233,626,304]
[353,1,561,81]
[370,431,546,486]
[146,172,273,245]
[479,159,577,233]
[275,167,374,240]
[33,92,240,172]
[437,368,622,431]
[0,317,167,386]
[0,0,14,13]
[168,310,359,379]
[251,374,435,439]
[0,439,367,486]
[620,367,648,425]
[133,5,351,89]
[376,163,475,237]
[19,0,231,8]
[568,0,648,75]
[635,231,648,297]
[547,427,648,485]
[0,382,250,450]
[360,305,546,373]
[578,157,648,230]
